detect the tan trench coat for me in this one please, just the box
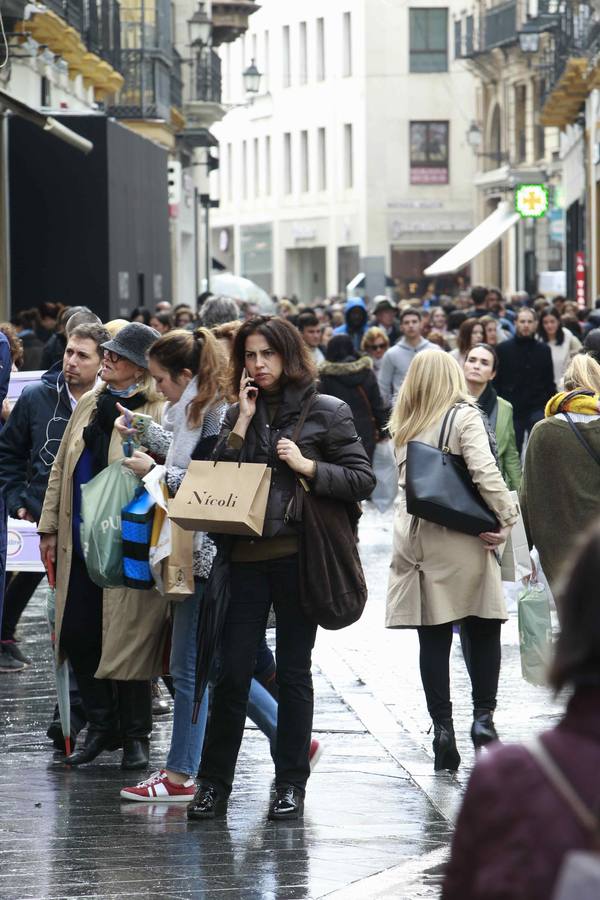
[38,388,170,679]
[386,404,519,628]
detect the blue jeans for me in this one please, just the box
[248,678,277,756]
[166,581,208,777]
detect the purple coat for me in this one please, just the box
[443,687,600,900]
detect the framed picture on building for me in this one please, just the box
[410,121,449,185]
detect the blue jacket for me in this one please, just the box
[333,298,369,351]
[0,364,72,522]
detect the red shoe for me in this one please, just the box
[309,739,323,771]
[120,770,196,802]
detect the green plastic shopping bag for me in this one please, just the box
[80,461,139,588]
[518,581,553,687]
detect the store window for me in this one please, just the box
[409,121,449,184]
[409,8,448,72]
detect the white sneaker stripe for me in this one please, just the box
[154,783,168,796]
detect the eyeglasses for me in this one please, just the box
[103,349,124,364]
[369,343,387,351]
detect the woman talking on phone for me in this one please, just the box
[187,316,375,822]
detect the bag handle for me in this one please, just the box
[527,738,600,840]
[291,392,317,444]
[562,412,600,467]
[438,404,461,453]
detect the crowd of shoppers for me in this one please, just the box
[2,280,600,890]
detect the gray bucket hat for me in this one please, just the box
[101,322,160,369]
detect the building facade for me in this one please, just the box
[210,0,476,303]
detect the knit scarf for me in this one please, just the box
[83,388,148,470]
[545,390,600,418]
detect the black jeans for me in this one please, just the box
[417,617,502,721]
[1,572,45,641]
[513,408,544,453]
[200,555,317,796]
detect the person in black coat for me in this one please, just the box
[318,334,389,460]
[494,307,556,452]
[188,316,375,824]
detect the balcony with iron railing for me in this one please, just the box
[182,48,223,128]
[28,0,121,68]
[455,1,518,57]
[537,4,593,125]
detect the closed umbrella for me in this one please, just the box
[45,555,71,756]
[192,538,232,723]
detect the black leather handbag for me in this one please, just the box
[285,394,368,630]
[405,404,499,536]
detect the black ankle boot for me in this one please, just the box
[471,709,499,749]
[121,738,149,770]
[65,730,121,766]
[432,719,461,772]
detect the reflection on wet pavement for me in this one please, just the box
[1,567,450,899]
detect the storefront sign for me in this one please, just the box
[410,167,448,185]
[515,184,549,218]
[6,517,45,572]
[575,250,586,309]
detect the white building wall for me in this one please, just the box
[211,0,476,303]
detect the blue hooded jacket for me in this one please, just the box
[333,298,369,352]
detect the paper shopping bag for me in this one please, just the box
[162,522,195,597]
[501,491,533,582]
[168,460,272,536]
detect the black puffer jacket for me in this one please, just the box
[318,355,389,460]
[214,381,376,539]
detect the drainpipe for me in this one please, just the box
[0,112,10,320]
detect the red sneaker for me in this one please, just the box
[120,770,196,802]
[309,739,323,771]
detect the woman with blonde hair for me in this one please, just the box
[39,323,167,769]
[386,351,518,771]
[521,353,600,602]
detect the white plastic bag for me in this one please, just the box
[370,440,398,513]
[143,464,170,594]
[501,492,533,582]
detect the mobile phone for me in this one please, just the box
[243,367,258,392]
[130,412,153,433]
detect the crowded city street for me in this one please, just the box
[1,505,562,898]
[4,0,600,897]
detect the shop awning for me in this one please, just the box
[0,90,93,154]
[423,201,519,276]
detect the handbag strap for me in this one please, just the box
[438,404,462,452]
[527,738,600,840]
[562,412,600,467]
[291,392,317,444]
[356,384,379,438]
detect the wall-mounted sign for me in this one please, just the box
[515,184,549,218]
[575,250,586,309]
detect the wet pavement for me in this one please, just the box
[0,506,562,899]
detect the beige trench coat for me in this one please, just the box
[38,388,170,679]
[386,404,519,628]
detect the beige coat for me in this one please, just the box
[386,404,519,628]
[38,388,170,680]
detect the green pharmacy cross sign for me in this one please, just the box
[515,184,549,219]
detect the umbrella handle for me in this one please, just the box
[45,552,56,590]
